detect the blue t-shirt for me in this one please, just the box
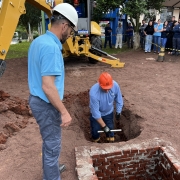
[28,30,64,102]
[89,81,123,120]
[153,23,163,36]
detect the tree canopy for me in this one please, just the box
[93,0,165,32]
[19,2,41,33]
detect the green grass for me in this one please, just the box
[101,39,131,55]
[6,42,31,59]
[5,39,130,60]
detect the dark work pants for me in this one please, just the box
[29,95,62,180]
[140,35,145,49]
[90,112,114,140]
[127,36,133,48]
[104,36,112,48]
[172,38,180,54]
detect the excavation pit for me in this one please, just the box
[63,91,143,143]
[75,139,180,180]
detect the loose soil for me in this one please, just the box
[0,50,179,180]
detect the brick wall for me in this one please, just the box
[92,147,180,180]
[75,138,180,180]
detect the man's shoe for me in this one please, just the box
[59,164,66,173]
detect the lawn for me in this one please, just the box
[5,39,130,60]
[6,42,31,59]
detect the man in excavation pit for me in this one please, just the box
[89,72,124,143]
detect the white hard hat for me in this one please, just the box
[53,3,78,27]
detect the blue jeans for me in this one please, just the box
[161,38,167,48]
[90,112,114,140]
[153,36,161,52]
[145,35,153,52]
[140,35,145,49]
[29,95,62,180]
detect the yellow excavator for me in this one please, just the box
[0,0,125,77]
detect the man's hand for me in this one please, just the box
[116,112,121,120]
[102,125,111,135]
[60,111,72,127]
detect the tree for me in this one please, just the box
[93,0,165,49]
[92,0,125,22]
[19,2,41,41]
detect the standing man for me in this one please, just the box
[104,23,112,48]
[166,16,176,54]
[28,3,78,180]
[172,21,180,56]
[126,23,134,48]
[89,72,123,143]
[115,23,123,49]
[139,20,147,50]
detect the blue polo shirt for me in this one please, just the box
[28,30,64,102]
[89,81,123,120]
[153,23,163,37]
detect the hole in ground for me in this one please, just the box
[63,90,144,143]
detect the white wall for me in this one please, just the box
[173,9,180,20]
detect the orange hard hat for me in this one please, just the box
[98,72,113,90]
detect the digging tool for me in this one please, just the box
[98,129,122,133]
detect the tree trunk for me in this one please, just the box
[133,32,140,50]
[28,22,33,42]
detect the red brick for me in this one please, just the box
[123,150,131,155]
[102,162,110,166]
[173,163,180,174]
[101,177,109,180]
[131,149,139,154]
[110,151,122,156]
[92,155,100,159]
[95,172,104,177]
[164,153,174,167]
[173,173,180,180]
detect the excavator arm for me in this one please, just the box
[0,0,62,77]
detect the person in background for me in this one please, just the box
[151,17,157,51]
[139,20,147,50]
[144,20,154,53]
[89,72,123,143]
[153,19,163,54]
[166,16,176,54]
[161,20,169,49]
[115,23,123,49]
[178,18,180,24]
[74,0,82,17]
[172,21,180,56]
[126,23,134,48]
[152,17,158,26]
[28,3,78,180]
[104,23,112,48]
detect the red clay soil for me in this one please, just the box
[0,50,179,180]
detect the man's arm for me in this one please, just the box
[115,84,124,113]
[42,76,72,127]
[90,96,106,127]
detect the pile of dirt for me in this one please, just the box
[0,90,31,149]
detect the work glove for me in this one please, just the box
[116,112,121,121]
[102,125,111,135]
